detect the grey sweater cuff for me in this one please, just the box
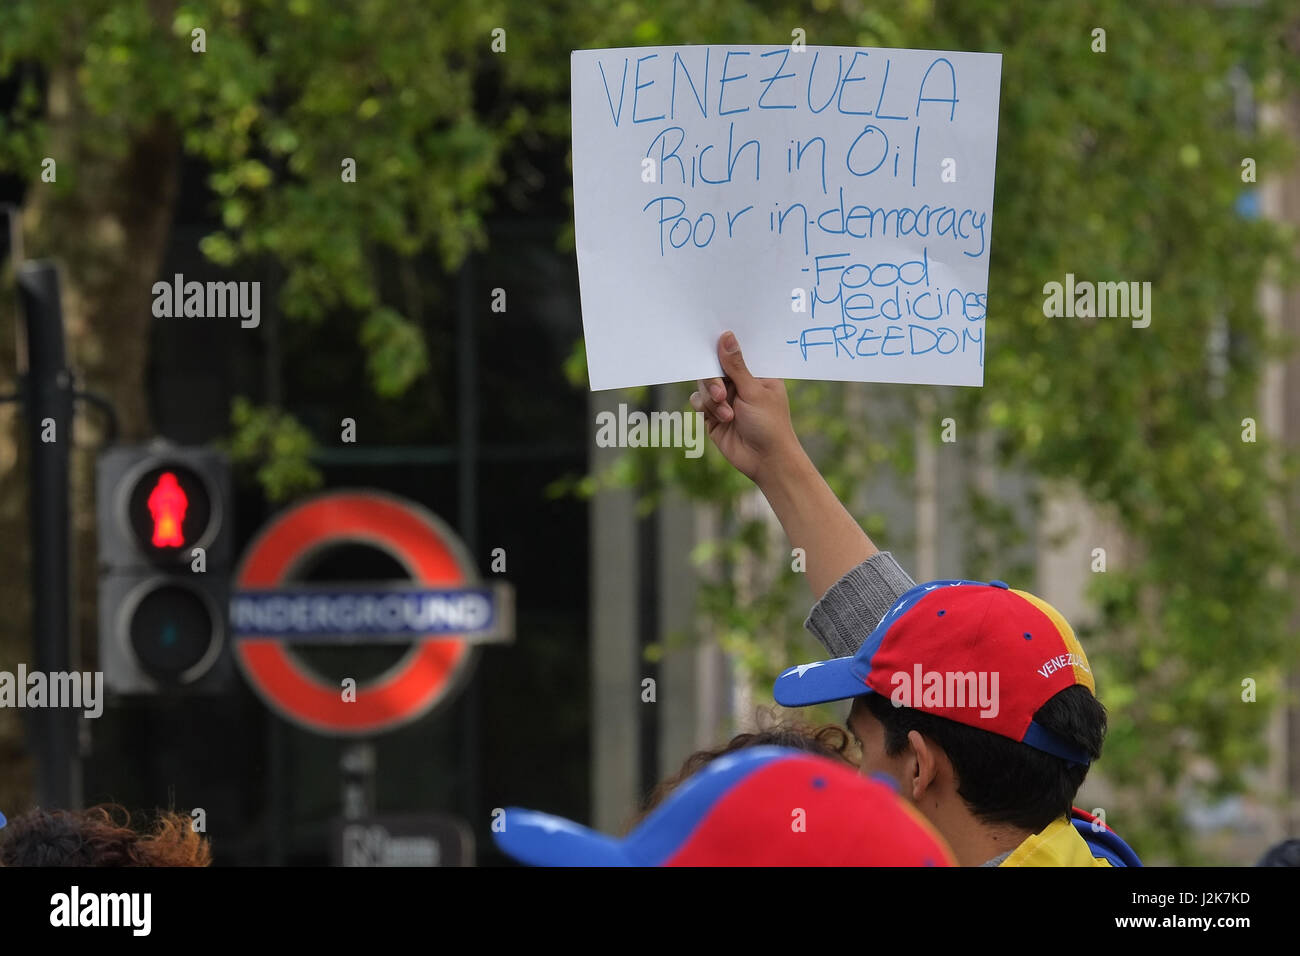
[804,551,917,657]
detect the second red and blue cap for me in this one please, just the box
[494,746,955,866]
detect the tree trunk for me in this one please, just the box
[0,57,179,814]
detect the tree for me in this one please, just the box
[0,0,516,810]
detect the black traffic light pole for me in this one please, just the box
[14,256,81,809]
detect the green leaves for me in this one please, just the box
[226,397,323,502]
[359,306,428,398]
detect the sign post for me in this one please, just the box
[233,490,512,735]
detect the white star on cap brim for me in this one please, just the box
[781,660,832,679]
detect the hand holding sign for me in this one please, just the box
[689,330,799,483]
[570,45,1003,389]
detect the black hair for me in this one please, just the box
[1256,839,1300,867]
[863,685,1106,833]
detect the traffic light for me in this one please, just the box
[97,444,234,693]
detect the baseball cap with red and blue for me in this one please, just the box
[775,579,1097,765]
[493,746,955,866]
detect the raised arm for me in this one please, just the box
[689,331,917,656]
[689,331,877,600]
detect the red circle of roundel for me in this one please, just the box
[234,491,474,735]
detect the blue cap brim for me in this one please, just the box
[493,808,634,867]
[773,656,872,707]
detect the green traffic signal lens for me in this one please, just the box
[129,584,215,684]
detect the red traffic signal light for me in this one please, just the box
[148,472,188,547]
[97,445,234,694]
[125,463,213,560]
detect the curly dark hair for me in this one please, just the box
[0,804,212,867]
[627,718,857,830]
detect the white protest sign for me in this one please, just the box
[570,45,1002,390]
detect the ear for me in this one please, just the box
[906,730,944,802]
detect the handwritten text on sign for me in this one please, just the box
[570,45,1002,389]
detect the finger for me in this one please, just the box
[693,392,731,423]
[699,376,727,403]
[718,330,758,393]
[693,379,727,416]
[705,377,739,420]
[691,387,733,424]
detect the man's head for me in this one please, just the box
[774,579,1107,862]
[850,685,1105,830]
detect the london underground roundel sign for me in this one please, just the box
[232,491,511,735]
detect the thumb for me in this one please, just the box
[718,330,758,393]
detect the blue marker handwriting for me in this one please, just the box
[788,247,985,365]
[585,45,992,371]
[642,193,987,259]
[596,49,959,127]
[787,319,984,366]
